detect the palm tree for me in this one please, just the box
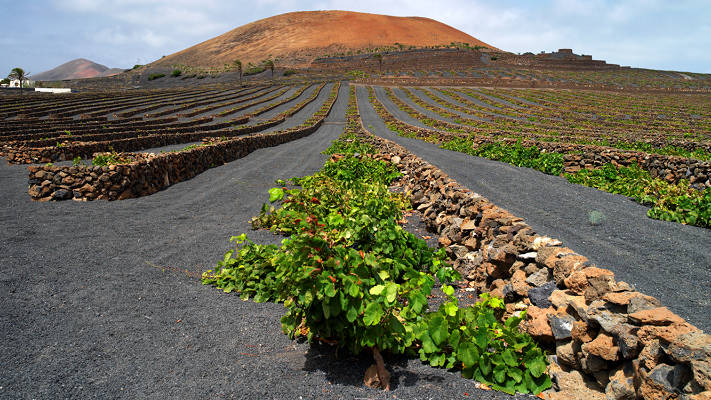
[264,59,275,81]
[8,67,28,97]
[233,59,242,86]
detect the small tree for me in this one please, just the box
[8,67,28,97]
[264,59,275,80]
[373,53,383,74]
[233,59,242,86]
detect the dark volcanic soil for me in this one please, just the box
[356,84,711,333]
[0,82,526,399]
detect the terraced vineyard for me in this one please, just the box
[3,76,711,400]
[0,82,341,200]
[361,85,711,227]
[2,81,709,223]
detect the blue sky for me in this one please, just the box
[2,0,710,76]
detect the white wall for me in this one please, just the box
[35,88,72,93]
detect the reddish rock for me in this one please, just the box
[485,261,508,280]
[571,320,597,343]
[664,331,711,391]
[638,339,666,371]
[627,294,663,314]
[486,243,517,267]
[28,186,42,198]
[563,269,589,295]
[556,339,580,369]
[637,323,699,346]
[605,364,636,400]
[563,266,613,299]
[510,269,531,296]
[460,218,477,231]
[553,254,588,286]
[531,236,563,250]
[548,368,605,400]
[438,235,452,247]
[549,290,588,319]
[462,236,479,250]
[524,305,554,340]
[611,324,641,360]
[489,278,506,299]
[611,281,635,292]
[582,332,620,362]
[584,272,616,302]
[579,353,608,374]
[536,246,573,270]
[602,291,636,305]
[629,307,686,326]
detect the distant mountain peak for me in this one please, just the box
[32,58,123,81]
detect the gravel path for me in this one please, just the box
[372,86,430,129]
[470,89,522,109]
[0,81,525,399]
[356,85,711,333]
[407,88,489,122]
[391,87,467,127]
[426,89,493,121]
[260,82,335,134]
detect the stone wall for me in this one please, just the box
[357,78,711,95]
[27,83,340,201]
[5,115,264,165]
[27,122,323,201]
[310,49,487,73]
[374,96,711,189]
[353,94,711,399]
[470,137,711,190]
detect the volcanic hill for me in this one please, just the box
[151,10,500,68]
[31,58,123,81]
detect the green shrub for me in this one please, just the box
[243,65,266,76]
[203,134,551,395]
[171,69,181,77]
[345,70,368,79]
[92,151,135,166]
[147,73,166,81]
[441,138,564,175]
[566,164,711,227]
[282,69,297,76]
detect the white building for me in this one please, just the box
[8,79,35,88]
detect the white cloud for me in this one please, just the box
[93,27,169,47]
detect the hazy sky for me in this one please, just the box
[2,0,710,76]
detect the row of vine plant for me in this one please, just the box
[367,87,711,228]
[202,86,552,395]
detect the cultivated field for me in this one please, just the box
[2,76,710,400]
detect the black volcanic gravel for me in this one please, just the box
[0,82,530,399]
[356,84,711,333]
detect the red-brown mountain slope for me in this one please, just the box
[151,10,500,68]
[31,59,122,81]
